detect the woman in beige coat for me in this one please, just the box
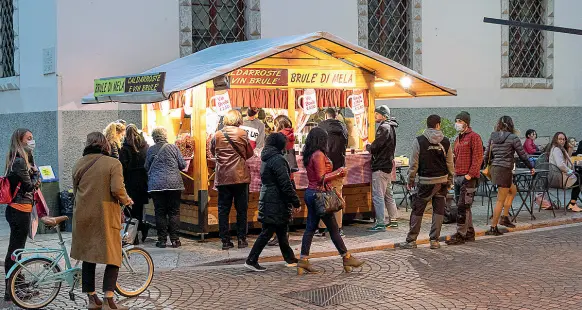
[71,132,133,310]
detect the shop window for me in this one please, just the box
[191,0,247,53]
[0,0,15,78]
[367,0,412,68]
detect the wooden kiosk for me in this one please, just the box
[82,32,456,238]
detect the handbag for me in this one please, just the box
[314,177,344,217]
[33,190,49,219]
[0,153,20,204]
[28,201,38,240]
[481,140,493,179]
[284,149,299,173]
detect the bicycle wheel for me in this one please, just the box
[115,247,154,297]
[9,257,62,309]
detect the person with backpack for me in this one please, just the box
[400,115,454,250]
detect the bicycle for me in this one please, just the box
[5,207,154,309]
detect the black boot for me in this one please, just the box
[499,216,516,228]
[238,238,248,249]
[222,240,235,250]
[141,223,150,242]
[485,226,503,236]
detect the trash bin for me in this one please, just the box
[59,190,74,232]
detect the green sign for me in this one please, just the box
[94,72,166,97]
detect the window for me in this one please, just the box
[0,0,15,78]
[501,0,554,88]
[191,0,247,53]
[368,0,411,68]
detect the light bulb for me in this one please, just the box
[400,76,412,88]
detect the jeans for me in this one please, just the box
[301,189,348,257]
[407,183,448,242]
[81,262,119,292]
[217,183,249,242]
[454,175,477,237]
[247,223,295,264]
[151,190,182,242]
[4,206,30,275]
[372,170,398,225]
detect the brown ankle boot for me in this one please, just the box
[297,258,319,275]
[102,297,128,310]
[342,253,365,273]
[87,293,103,310]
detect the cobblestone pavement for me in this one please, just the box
[2,224,582,309]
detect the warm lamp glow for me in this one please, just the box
[400,76,412,88]
[374,81,396,88]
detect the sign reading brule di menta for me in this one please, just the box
[94,72,166,97]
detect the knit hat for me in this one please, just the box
[455,111,471,126]
[265,132,287,152]
[374,105,390,118]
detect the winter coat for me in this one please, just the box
[7,152,40,206]
[119,142,149,205]
[258,145,301,225]
[523,138,539,155]
[279,128,295,151]
[366,119,397,173]
[70,153,131,267]
[408,128,454,185]
[211,126,254,186]
[318,119,348,170]
[145,142,187,192]
[548,146,577,189]
[484,131,532,169]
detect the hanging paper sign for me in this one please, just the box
[297,89,318,115]
[347,91,365,115]
[209,91,232,116]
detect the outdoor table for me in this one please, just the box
[511,168,549,222]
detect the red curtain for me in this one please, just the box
[206,88,288,108]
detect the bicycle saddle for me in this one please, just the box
[40,216,69,227]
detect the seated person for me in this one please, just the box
[523,129,540,155]
[548,132,581,212]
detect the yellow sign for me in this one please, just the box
[38,165,56,181]
[94,77,126,97]
[288,69,356,88]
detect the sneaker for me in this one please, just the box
[367,224,386,232]
[285,258,299,267]
[155,241,167,248]
[315,229,327,237]
[244,262,267,272]
[499,216,516,228]
[339,229,345,237]
[267,236,279,247]
[222,241,235,250]
[171,240,182,248]
[238,239,248,249]
[445,233,466,245]
[399,241,417,249]
[429,240,441,249]
[387,220,399,228]
[485,226,503,236]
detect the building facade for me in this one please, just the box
[1,0,581,188]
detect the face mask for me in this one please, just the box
[454,123,465,132]
[25,140,36,151]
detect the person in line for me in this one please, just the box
[145,127,187,248]
[400,115,454,250]
[446,111,484,245]
[71,132,133,310]
[484,116,535,236]
[241,107,266,151]
[297,128,364,274]
[365,105,399,231]
[568,137,577,157]
[211,109,254,250]
[3,129,41,301]
[245,133,301,271]
[548,132,581,211]
[523,129,540,155]
[267,115,297,247]
[103,122,125,159]
[317,108,349,237]
[119,124,150,245]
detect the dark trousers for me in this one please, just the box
[4,206,30,275]
[247,223,296,264]
[301,189,347,257]
[217,184,249,242]
[81,262,119,292]
[130,202,147,232]
[151,190,182,242]
[407,183,448,242]
[454,176,477,237]
[571,180,581,201]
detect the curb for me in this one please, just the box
[258,216,582,263]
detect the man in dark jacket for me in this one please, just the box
[245,133,301,272]
[400,115,454,249]
[365,105,399,231]
[317,108,348,236]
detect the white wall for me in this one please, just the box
[0,0,58,114]
[56,0,180,111]
[384,0,582,108]
[260,0,358,45]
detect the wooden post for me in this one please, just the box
[141,104,148,133]
[367,83,376,143]
[190,85,208,193]
[287,88,296,125]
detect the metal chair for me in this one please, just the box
[392,167,411,211]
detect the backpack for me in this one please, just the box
[0,155,20,204]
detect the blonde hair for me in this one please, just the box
[223,110,243,127]
[5,128,32,171]
[103,122,124,148]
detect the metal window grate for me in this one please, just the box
[508,0,545,78]
[191,0,247,53]
[368,0,411,68]
[0,0,15,78]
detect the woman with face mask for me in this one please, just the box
[4,128,41,301]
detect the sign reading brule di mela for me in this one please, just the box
[94,72,166,97]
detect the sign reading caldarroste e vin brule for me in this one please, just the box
[94,72,166,97]
[229,68,356,88]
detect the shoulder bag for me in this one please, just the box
[147,144,169,174]
[314,176,344,217]
[0,153,20,204]
[73,155,103,193]
[222,130,246,159]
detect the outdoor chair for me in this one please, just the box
[477,173,498,225]
[392,167,411,211]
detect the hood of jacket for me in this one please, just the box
[490,131,512,144]
[423,128,444,144]
[319,119,346,136]
[261,145,283,161]
[279,127,295,144]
